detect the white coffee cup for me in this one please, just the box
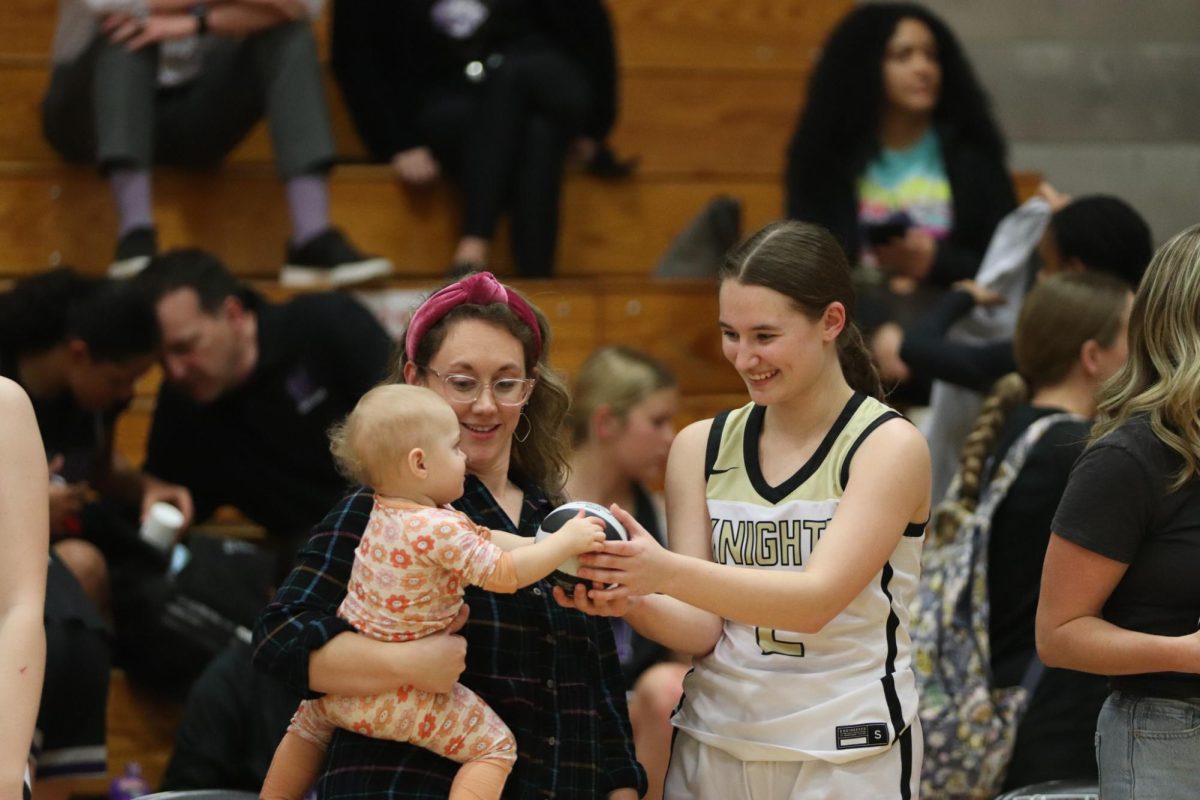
[140,501,185,553]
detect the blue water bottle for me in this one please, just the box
[109,762,150,799]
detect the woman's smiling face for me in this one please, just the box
[413,317,529,477]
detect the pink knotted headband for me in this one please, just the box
[404,271,543,363]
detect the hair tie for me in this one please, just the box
[405,272,543,363]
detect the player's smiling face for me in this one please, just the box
[718,280,837,403]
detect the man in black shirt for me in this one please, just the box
[135,249,394,566]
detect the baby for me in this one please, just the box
[260,384,606,800]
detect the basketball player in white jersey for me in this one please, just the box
[556,220,931,799]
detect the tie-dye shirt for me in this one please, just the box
[857,128,952,265]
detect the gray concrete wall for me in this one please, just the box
[903,0,1200,243]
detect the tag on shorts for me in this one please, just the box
[835,723,889,750]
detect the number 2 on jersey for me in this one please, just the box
[757,626,806,657]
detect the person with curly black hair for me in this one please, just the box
[0,269,173,795]
[0,268,188,601]
[785,2,1013,291]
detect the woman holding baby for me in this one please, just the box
[254,271,644,799]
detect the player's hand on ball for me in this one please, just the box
[576,504,673,596]
[558,510,608,555]
[552,580,641,617]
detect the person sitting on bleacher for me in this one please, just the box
[786,1,1012,290]
[785,2,1014,403]
[0,270,178,797]
[133,248,393,574]
[41,0,391,288]
[565,346,687,800]
[0,268,189,607]
[331,0,622,278]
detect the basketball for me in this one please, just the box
[534,500,628,592]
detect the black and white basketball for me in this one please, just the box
[534,500,628,592]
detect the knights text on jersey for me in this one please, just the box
[672,394,924,765]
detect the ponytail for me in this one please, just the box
[932,372,1027,543]
[836,322,883,400]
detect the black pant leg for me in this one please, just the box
[508,114,569,277]
[457,49,590,273]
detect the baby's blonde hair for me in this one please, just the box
[329,384,451,488]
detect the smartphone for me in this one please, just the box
[864,220,910,247]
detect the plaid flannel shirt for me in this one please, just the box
[253,475,646,799]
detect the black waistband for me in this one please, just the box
[1110,675,1200,702]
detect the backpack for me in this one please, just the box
[111,532,275,697]
[911,413,1083,800]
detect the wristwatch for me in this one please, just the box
[190,4,209,35]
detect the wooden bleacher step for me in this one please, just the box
[0,62,807,178]
[0,163,787,276]
[0,1,843,178]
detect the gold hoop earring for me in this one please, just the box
[514,411,532,443]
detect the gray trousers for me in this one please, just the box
[42,21,334,178]
[1096,691,1200,799]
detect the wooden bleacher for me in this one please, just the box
[0,0,852,278]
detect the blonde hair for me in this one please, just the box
[329,384,449,488]
[1015,272,1129,391]
[568,346,677,447]
[934,272,1131,540]
[1093,224,1200,489]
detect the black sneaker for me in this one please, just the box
[108,227,157,278]
[281,228,394,289]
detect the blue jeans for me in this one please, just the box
[1096,691,1200,799]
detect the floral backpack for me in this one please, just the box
[911,413,1083,800]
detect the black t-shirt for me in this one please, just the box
[1053,414,1200,695]
[987,405,1091,685]
[143,292,392,550]
[0,349,122,484]
[981,405,1107,787]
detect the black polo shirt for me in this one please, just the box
[143,292,393,547]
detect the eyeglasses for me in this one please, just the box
[425,368,535,406]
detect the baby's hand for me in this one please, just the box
[557,514,607,556]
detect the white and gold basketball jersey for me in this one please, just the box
[672,393,924,767]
